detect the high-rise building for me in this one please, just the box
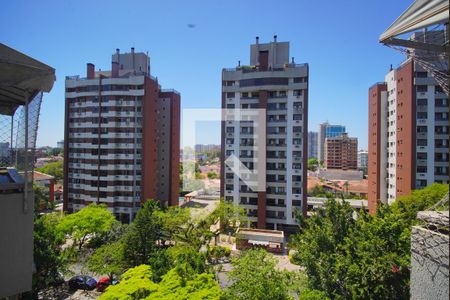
[324,133,358,170]
[307,131,318,159]
[357,149,368,170]
[57,140,64,149]
[368,58,449,214]
[317,122,346,162]
[220,36,308,232]
[64,48,180,223]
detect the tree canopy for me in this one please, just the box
[57,204,115,251]
[222,248,298,300]
[289,183,449,299]
[307,158,319,171]
[99,265,222,300]
[35,159,63,181]
[33,213,66,292]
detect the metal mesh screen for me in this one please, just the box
[411,193,449,282]
[387,25,449,95]
[0,92,43,177]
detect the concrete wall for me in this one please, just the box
[0,192,34,298]
[411,225,449,300]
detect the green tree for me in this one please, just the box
[207,172,218,179]
[57,204,115,251]
[34,184,53,212]
[290,183,449,299]
[222,248,295,300]
[307,184,334,198]
[87,220,129,248]
[99,265,221,300]
[122,200,164,267]
[33,213,66,292]
[47,147,63,157]
[88,241,126,281]
[299,289,330,300]
[147,268,221,300]
[307,158,319,171]
[99,264,158,300]
[290,198,355,297]
[35,159,63,181]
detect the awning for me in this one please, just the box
[380,0,449,43]
[248,240,270,246]
[0,43,55,115]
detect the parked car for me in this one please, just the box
[68,275,97,291]
[96,276,120,292]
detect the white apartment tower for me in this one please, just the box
[221,37,308,233]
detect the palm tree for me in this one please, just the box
[343,181,349,196]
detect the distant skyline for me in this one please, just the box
[1,0,409,148]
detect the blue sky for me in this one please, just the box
[1,0,409,149]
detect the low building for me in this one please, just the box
[33,171,55,204]
[307,176,368,198]
[236,228,284,253]
[317,168,363,181]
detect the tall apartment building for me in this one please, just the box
[324,133,358,170]
[368,59,449,214]
[64,48,180,223]
[307,131,318,159]
[221,36,308,232]
[318,122,346,162]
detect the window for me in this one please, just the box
[415,71,427,78]
[435,126,449,134]
[417,152,427,160]
[225,150,234,156]
[416,85,428,92]
[226,92,235,98]
[240,77,289,87]
[416,166,427,173]
[417,126,427,133]
[293,90,303,96]
[293,77,307,83]
[417,98,427,106]
[267,103,277,110]
[435,112,448,121]
[293,114,302,120]
[417,112,427,119]
[417,139,427,146]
